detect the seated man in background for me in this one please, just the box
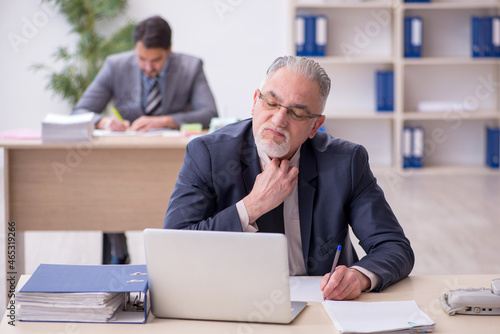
[73,15,217,131]
[164,56,414,300]
[73,15,218,264]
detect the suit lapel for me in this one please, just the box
[161,53,180,114]
[298,141,318,270]
[240,127,260,195]
[131,67,142,111]
[123,54,142,113]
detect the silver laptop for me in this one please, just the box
[143,228,307,324]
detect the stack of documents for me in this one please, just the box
[16,264,149,323]
[41,112,94,142]
[16,291,124,322]
[322,300,435,333]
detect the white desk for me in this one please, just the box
[2,275,500,333]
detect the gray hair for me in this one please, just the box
[263,56,331,113]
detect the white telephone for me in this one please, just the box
[440,278,500,315]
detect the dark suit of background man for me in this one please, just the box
[73,16,218,264]
[164,56,414,300]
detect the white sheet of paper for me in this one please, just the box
[43,112,94,125]
[322,300,435,334]
[289,276,324,302]
[93,129,180,137]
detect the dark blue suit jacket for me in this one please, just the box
[164,119,414,291]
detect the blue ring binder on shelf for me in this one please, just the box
[296,14,328,57]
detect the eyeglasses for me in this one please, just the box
[257,90,321,122]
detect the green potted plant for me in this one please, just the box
[32,0,136,106]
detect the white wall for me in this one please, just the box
[0,0,74,131]
[0,0,292,131]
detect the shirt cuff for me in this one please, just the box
[350,265,380,292]
[236,200,258,232]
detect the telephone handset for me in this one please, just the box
[441,278,500,315]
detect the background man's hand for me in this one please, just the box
[96,116,130,131]
[129,115,177,131]
[320,266,371,300]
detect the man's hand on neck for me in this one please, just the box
[243,158,298,223]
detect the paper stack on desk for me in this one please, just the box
[16,291,124,322]
[16,264,149,323]
[322,300,435,333]
[41,112,94,142]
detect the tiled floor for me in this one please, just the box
[1,169,500,304]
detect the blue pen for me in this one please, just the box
[324,245,342,300]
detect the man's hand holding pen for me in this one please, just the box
[320,267,371,301]
[96,116,130,131]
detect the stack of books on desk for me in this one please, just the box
[41,112,94,142]
[15,264,149,324]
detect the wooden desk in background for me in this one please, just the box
[2,275,500,333]
[1,135,190,290]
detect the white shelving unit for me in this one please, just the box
[292,0,500,174]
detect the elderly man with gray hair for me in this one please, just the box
[164,56,414,300]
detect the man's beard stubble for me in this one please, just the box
[255,122,291,159]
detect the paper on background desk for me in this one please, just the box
[44,112,94,124]
[322,300,435,334]
[0,128,41,140]
[289,276,324,302]
[93,129,180,137]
